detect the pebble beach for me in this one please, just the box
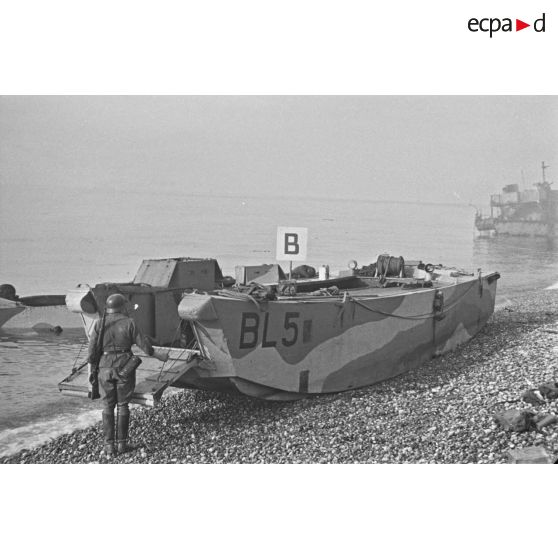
[2,289,557,465]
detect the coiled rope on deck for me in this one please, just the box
[376,255,405,278]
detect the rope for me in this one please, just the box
[155,319,200,382]
[156,319,184,381]
[349,280,478,320]
[215,289,261,310]
[71,339,87,370]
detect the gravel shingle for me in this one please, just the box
[2,290,557,464]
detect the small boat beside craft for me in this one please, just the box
[59,256,500,404]
[0,296,25,329]
[0,284,83,333]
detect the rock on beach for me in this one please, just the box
[2,290,558,464]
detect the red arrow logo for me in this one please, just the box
[516,19,530,31]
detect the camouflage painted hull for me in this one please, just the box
[174,273,499,400]
[0,298,26,328]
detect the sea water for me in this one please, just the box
[1,190,558,457]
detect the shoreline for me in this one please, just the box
[2,289,557,464]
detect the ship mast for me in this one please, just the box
[539,161,555,235]
[542,161,549,184]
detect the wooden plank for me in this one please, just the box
[59,384,89,394]
[131,357,201,406]
[134,347,199,362]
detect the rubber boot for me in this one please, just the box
[116,407,135,454]
[102,411,115,457]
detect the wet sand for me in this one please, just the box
[2,289,557,464]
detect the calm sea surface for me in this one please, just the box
[1,190,558,456]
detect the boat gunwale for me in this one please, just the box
[206,271,499,304]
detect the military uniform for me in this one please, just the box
[88,308,154,456]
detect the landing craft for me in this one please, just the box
[59,256,499,404]
[475,162,557,238]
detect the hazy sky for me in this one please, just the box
[1,96,557,206]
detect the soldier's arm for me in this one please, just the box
[130,320,169,362]
[130,320,155,356]
[87,319,100,363]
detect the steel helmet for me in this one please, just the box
[105,293,127,313]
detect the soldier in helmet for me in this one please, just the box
[88,293,168,457]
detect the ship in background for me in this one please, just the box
[475,162,557,238]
